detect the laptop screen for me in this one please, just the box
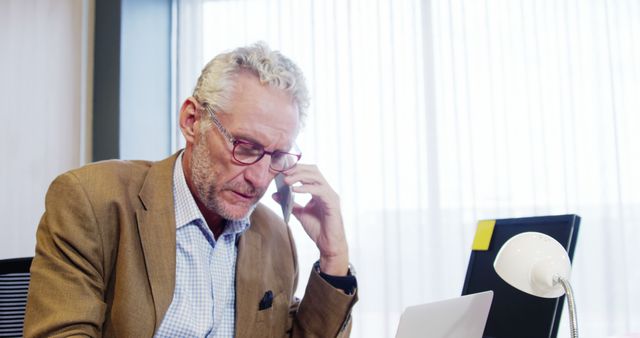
[395,291,493,338]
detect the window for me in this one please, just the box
[176,0,640,336]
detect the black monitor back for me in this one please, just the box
[461,214,580,338]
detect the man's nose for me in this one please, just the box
[243,155,273,186]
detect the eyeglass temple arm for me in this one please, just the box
[202,103,235,143]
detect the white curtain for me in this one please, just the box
[175,0,640,337]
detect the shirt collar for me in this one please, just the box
[172,151,250,236]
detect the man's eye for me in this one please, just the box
[236,143,263,156]
[271,152,285,161]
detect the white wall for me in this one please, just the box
[0,0,93,259]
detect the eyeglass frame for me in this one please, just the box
[198,102,302,172]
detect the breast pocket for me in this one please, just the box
[255,291,289,337]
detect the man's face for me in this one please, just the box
[188,72,300,221]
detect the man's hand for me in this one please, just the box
[272,164,349,276]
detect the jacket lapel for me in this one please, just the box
[136,153,179,331]
[235,225,263,338]
[135,152,270,335]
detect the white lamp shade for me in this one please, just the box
[494,232,572,298]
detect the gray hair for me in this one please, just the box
[192,42,310,126]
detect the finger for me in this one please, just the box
[284,171,327,187]
[291,184,327,196]
[291,201,306,213]
[286,163,317,173]
[291,201,311,222]
[282,164,326,184]
[271,192,281,203]
[292,185,340,211]
[293,164,323,177]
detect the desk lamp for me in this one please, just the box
[493,232,578,338]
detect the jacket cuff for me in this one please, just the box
[296,267,358,336]
[319,271,357,295]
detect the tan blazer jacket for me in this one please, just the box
[24,153,356,337]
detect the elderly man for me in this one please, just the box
[25,43,357,337]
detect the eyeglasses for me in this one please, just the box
[199,102,301,172]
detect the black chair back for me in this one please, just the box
[0,257,33,338]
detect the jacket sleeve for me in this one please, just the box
[24,172,107,338]
[286,227,358,337]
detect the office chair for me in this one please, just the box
[0,257,33,338]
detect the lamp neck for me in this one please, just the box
[554,276,579,338]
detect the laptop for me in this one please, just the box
[395,291,494,338]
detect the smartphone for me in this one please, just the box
[275,173,293,224]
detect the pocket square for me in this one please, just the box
[258,290,274,310]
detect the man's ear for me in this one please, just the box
[179,97,199,144]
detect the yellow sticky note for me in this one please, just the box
[472,220,496,251]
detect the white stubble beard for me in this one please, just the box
[189,136,264,221]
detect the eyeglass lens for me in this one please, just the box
[232,142,299,171]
